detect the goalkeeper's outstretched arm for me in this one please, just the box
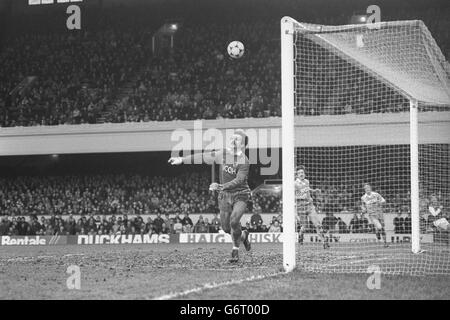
[168,150,223,165]
[168,150,224,192]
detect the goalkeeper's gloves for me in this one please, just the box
[209,183,223,191]
[168,157,183,165]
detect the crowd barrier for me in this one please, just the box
[0,232,435,246]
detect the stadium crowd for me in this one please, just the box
[0,173,217,217]
[0,171,447,236]
[0,204,442,236]
[0,1,449,127]
[0,0,448,237]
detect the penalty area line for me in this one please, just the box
[151,270,287,300]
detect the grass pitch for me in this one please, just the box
[0,243,449,299]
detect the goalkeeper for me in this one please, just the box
[168,129,252,263]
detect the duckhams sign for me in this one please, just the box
[75,234,171,245]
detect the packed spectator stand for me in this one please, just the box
[0,0,449,237]
[0,169,446,236]
[0,0,449,126]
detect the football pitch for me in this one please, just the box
[0,243,449,300]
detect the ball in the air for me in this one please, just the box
[227,41,245,59]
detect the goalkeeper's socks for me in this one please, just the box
[229,247,239,263]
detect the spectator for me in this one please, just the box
[404,213,412,234]
[182,213,193,227]
[194,215,209,233]
[336,217,348,234]
[44,225,54,236]
[322,212,338,233]
[173,219,183,234]
[182,223,193,233]
[210,213,221,233]
[65,215,77,235]
[250,211,263,227]
[144,217,153,233]
[153,213,164,234]
[160,222,170,235]
[252,219,269,232]
[173,213,183,224]
[111,221,121,234]
[349,213,364,233]
[163,213,173,234]
[268,220,282,232]
[57,225,68,236]
[393,212,405,234]
[0,218,9,235]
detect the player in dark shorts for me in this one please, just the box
[168,129,252,263]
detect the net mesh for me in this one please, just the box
[291,19,450,275]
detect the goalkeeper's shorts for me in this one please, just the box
[218,190,251,213]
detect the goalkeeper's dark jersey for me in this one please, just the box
[182,149,250,193]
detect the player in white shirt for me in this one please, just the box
[361,183,388,247]
[428,194,449,231]
[295,166,329,249]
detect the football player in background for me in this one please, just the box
[295,166,329,249]
[428,194,449,231]
[361,183,389,247]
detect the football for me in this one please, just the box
[227,40,245,59]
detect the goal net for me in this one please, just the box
[281,17,450,275]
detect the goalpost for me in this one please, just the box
[281,17,450,274]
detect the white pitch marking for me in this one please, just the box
[197,267,274,271]
[3,255,55,262]
[152,270,286,300]
[2,254,84,263]
[4,257,33,262]
[134,265,274,271]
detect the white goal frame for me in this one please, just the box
[280,16,422,272]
